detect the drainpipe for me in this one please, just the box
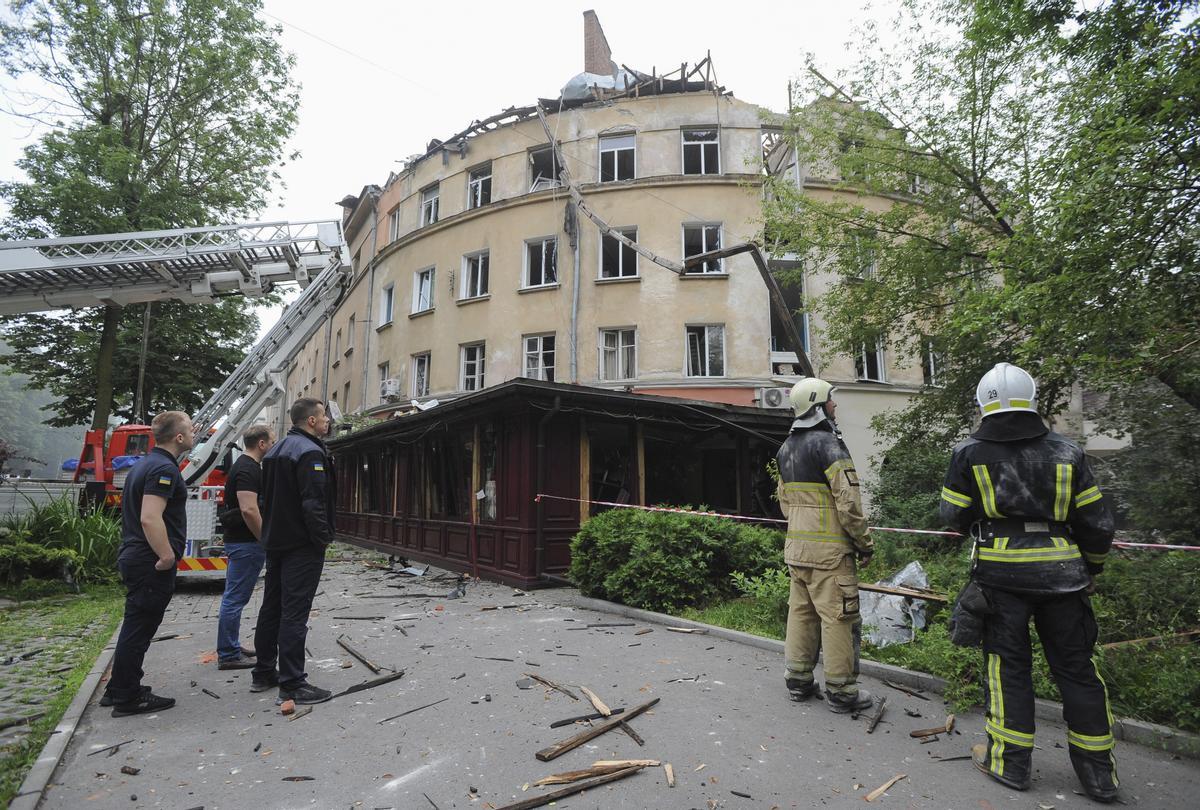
[568,202,580,382]
[359,205,380,411]
[535,395,562,581]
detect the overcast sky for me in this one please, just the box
[0,0,898,332]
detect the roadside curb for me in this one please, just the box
[566,593,1200,759]
[9,624,121,810]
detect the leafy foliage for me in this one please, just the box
[0,496,121,584]
[0,0,299,428]
[569,507,783,613]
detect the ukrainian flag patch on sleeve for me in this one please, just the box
[157,475,173,486]
[312,462,325,472]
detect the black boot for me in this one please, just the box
[972,743,1031,791]
[826,687,874,714]
[1071,753,1118,804]
[785,677,817,702]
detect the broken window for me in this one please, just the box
[524,333,555,382]
[413,267,434,313]
[388,207,401,242]
[420,184,440,226]
[599,133,635,181]
[461,251,489,299]
[415,432,471,519]
[768,261,809,359]
[922,338,945,387]
[529,146,563,192]
[599,328,636,380]
[686,325,725,377]
[760,127,796,178]
[412,352,431,398]
[683,224,723,273]
[856,339,886,382]
[461,342,485,391]
[588,421,635,515]
[468,163,492,209]
[849,230,878,280]
[479,420,499,522]
[525,237,558,287]
[600,227,638,279]
[682,128,720,175]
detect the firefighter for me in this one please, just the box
[940,362,1118,803]
[776,378,875,713]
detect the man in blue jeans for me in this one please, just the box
[215,424,275,669]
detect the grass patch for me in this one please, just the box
[0,583,123,807]
[681,597,785,641]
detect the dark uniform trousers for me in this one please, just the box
[108,560,177,703]
[982,588,1117,786]
[253,547,325,690]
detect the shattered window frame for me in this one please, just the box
[599,227,638,279]
[599,132,636,182]
[682,128,721,175]
[598,327,637,381]
[682,223,724,274]
[685,324,726,377]
[420,184,440,227]
[412,266,435,313]
[461,251,490,299]
[468,162,492,209]
[412,351,431,398]
[921,337,945,387]
[460,342,486,391]
[523,333,556,382]
[378,361,391,401]
[529,146,563,192]
[855,339,887,383]
[524,236,559,288]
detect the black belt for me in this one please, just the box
[977,518,1071,539]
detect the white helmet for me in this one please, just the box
[976,362,1037,417]
[790,377,836,428]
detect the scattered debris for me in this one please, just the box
[287,706,312,722]
[910,714,955,739]
[579,686,611,716]
[585,622,634,629]
[87,740,135,757]
[732,790,752,799]
[865,773,907,802]
[336,635,383,674]
[452,673,467,681]
[1102,629,1200,650]
[536,698,660,761]
[423,792,440,810]
[333,669,406,699]
[667,675,700,683]
[664,763,675,788]
[397,565,430,577]
[201,688,221,700]
[280,700,296,716]
[932,755,972,763]
[618,721,645,746]
[330,615,385,621]
[525,673,579,701]
[378,697,449,724]
[867,696,888,734]
[593,759,660,767]
[495,765,645,810]
[635,628,653,636]
[149,633,180,643]
[549,708,626,728]
[904,708,923,718]
[533,763,633,786]
[665,626,707,634]
[253,742,262,753]
[119,765,140,776]
[475,656,515,662]
[881,679,930,701]
[282,775,315,782]
[695,764,707,772]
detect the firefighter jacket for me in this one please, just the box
[775,421,872,569]
[939,411,1114,594]
[260,426,337,552]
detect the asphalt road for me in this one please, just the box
[36,554,1200,809]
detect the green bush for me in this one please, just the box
[732,566,790,625]
[569,507,783,613]
[0,496,120,584]
[0,538,82,583]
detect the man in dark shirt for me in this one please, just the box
[215,424,275,669]
[251,398,337,705]
[103,410,195,717]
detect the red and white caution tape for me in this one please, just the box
[533,493,1200,551]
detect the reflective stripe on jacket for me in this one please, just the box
[776,423,872,569]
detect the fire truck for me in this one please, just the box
[1,220,350,578]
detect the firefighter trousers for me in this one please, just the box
[981,588,1117,786]
[784,556,862,694]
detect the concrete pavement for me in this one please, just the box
[34,552,1200,809]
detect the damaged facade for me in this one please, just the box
[292,13,933,579]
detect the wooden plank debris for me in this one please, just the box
[494,765,645,810]
[910,714,955,738]
[525,673,579,701]
[536,698,659,761]
[865,773,907,802]
[868,696,887,733]
[332,669,406,699]
[330,615,385,621]
[634,628,653,636]
[592,759,660,768]
[87,740,134,757]
[378,697,449,724]
[860,583,948,604]
[881,679,931,701]
[548,707,626,728]
[287,706,312,722]
[665,626,707,634]
[532,763,630,786]
[579,686,611,716]
[664,762,675,787]
[618,721,645,746]
[201,688,221,700]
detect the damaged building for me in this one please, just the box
[292,12,931,582]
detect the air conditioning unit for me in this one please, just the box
[380,378,402,400]
[757,386,793,410]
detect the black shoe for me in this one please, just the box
[972,743,1031,791]
[250,672,279,693]
[826,688,875,714]
[786,677,818,702]
[278,683,332,705]
[1071,755,1118,804]
[100,684,148,707]
[111,691,175,718]
[218,652,257,670]
[239,646,256,657]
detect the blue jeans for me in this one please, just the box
[217,542,266,661]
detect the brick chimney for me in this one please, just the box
[583,10,614,75]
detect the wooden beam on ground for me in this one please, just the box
[859,583,948,604]
[526,673,579,701]
[332,669,405,699]
[494,765,645,810]
[336,635,382,674]
[579,686,611,716]
[535,698,660,762]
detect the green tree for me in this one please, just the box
[764,0,1200,448]
[0,0,299,429]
